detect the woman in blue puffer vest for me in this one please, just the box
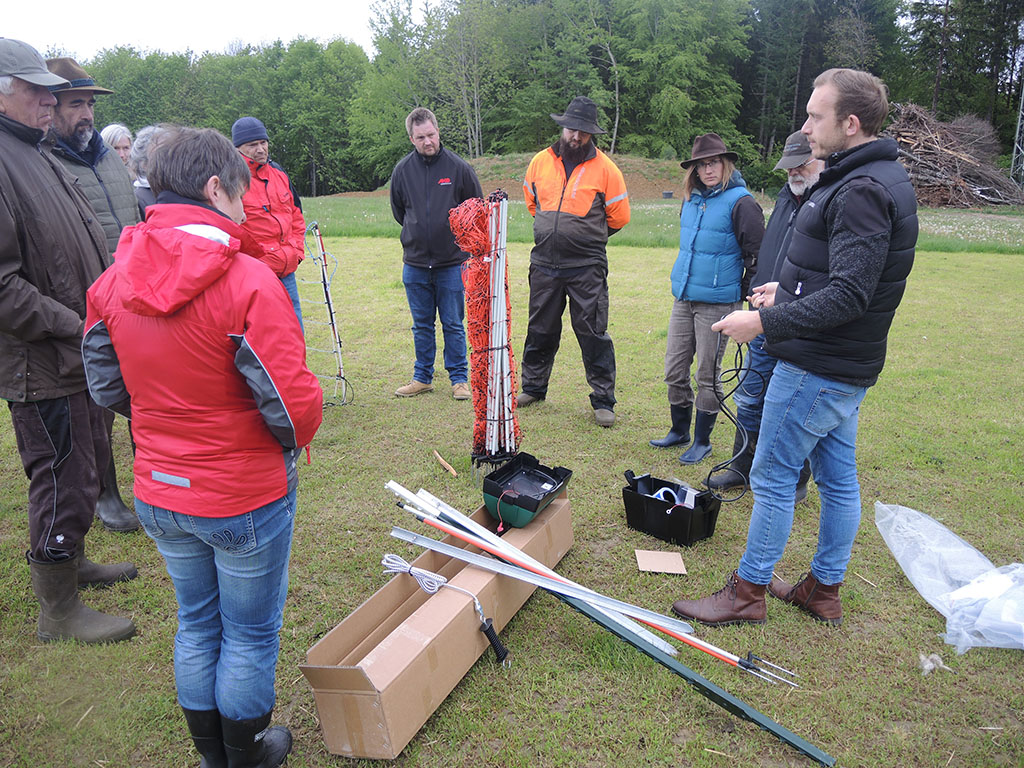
[650,133,764,464]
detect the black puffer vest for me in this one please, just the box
[767,139,917,385]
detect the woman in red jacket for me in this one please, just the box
[83,126,323,768]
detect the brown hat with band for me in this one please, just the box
[45,57,114,94]
[681,133,738,169]
[773,130,812,170]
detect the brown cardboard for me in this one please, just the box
[300,494,574,759]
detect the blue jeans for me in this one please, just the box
[280,272,303,330]
[135,491,296,720]
[738,362,867,586]
[731,333,778,433]
[403,263,468,384]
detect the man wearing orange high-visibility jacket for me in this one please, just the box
[520,96,630,428]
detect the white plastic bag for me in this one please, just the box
[874,501,1024,654]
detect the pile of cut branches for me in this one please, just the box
[886,103,1023,207]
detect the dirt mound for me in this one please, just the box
[337,153,685,201]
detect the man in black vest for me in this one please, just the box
[673,69,917,628]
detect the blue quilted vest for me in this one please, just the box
[671,174,750,303]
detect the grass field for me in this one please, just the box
[0,198,1022,767]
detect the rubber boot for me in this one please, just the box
[649,404,692,448]
[95,457,140,532]
[221,712,292,768]
[795,460,812,504]
[76,542,138,589]
[29,553,136,643]
[679,410,717,465]
[707,427,755,491]
[183,708,228,768]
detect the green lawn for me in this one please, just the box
[0,212,1022,767]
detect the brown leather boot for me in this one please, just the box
[671,571,767,626]
[768,572,843,626]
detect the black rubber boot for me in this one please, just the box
[95,457,140,532]
[183,708,228,768]
[649,405,692,448]
[795,460,812,504]
[221,712,292,768]
[76,542,138,589]
[707,428,756,491]
[679,410,717,465]
[29,553,136,643]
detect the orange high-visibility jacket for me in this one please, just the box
[523,143,630,269]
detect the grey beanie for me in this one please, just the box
[231,116,268,147]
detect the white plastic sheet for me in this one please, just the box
[875,501,1024,654]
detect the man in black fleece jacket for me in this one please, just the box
[672,69,917,628]
[390,107,482,401]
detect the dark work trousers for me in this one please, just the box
[9,391,110,562]
[520,263,616,410]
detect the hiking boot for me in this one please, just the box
[516,392,541,407]
[768,572,843,626]
[594,408,615,428]
[671,570,766,626]
[395,380,433,397]
[649,404,692,448]
[77,542,138,589]
[30,553,136,643]
[452,382,471,400]
[221,711,292,768]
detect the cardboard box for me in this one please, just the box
[300,494,574,759]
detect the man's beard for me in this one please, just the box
[65,124,94,153]
[559,137,588,165]
[788,170,820,197]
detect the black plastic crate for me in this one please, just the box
[622,470,721,547]
[483,453,572,528]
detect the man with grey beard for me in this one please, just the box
[705,130,824,495]
[46,57,142,533]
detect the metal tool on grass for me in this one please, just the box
[381,553,510,665]
[304,221,351,405]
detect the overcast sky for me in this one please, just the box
[6,1,376,62]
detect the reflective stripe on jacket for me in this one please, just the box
[83,199,323,516]
[524,143,630,269]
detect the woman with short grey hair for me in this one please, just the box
[100,123,132,169]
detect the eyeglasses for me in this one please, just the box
[696,158,722,170]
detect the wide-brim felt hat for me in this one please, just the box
[46,57,114,94]
[773,130,812,170]
[681,133,738,168]
[551,96,605,135]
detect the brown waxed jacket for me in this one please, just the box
[0,113,110,402]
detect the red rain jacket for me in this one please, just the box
[83,200,323,516]
[239,154,306,277]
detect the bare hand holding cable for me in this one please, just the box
[712,310,764,343]
[747,281,778,308]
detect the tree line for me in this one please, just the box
[78,0,1024,197]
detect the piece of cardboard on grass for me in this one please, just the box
[300,493,574,759]
[635,549,687,574]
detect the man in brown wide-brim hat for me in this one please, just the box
[0,38,136,645]
[519,96,631,428]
